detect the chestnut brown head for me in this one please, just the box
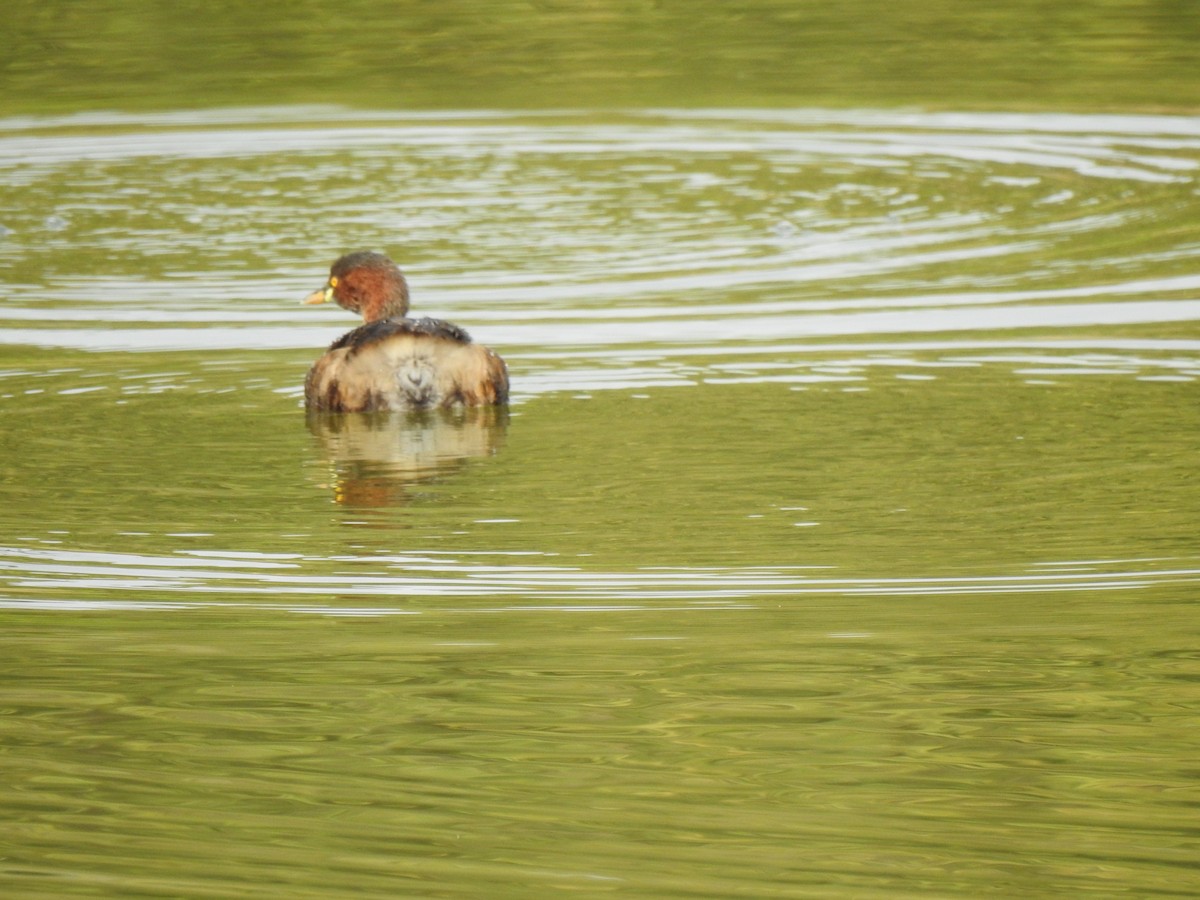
[303,251,410,322]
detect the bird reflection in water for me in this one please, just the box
[307,406,508,508]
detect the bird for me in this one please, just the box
[302,251,509,412]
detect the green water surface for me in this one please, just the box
[4,0,1200,113]
[1,2,1199,897]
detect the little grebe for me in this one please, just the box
[302,251,509,412]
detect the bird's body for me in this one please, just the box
[302,252,508,412]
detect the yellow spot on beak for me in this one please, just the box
[302,285,334,306]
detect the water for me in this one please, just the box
[5,1,1199,113]
[1,64,1199,900]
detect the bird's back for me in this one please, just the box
[305,317,509,412]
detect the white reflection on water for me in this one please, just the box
[1,546,1197,611]
[4,300,1198,357]
[1,110,1195,183]
[2,339,1195,400]
[0,107,1197,386]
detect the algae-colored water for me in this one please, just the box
[1,4,1199,898]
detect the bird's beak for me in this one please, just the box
[302,285,333,306]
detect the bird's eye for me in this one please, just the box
[330,276,339,288]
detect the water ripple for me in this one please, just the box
[0,107,1196,396]
[1,546,1195,612]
